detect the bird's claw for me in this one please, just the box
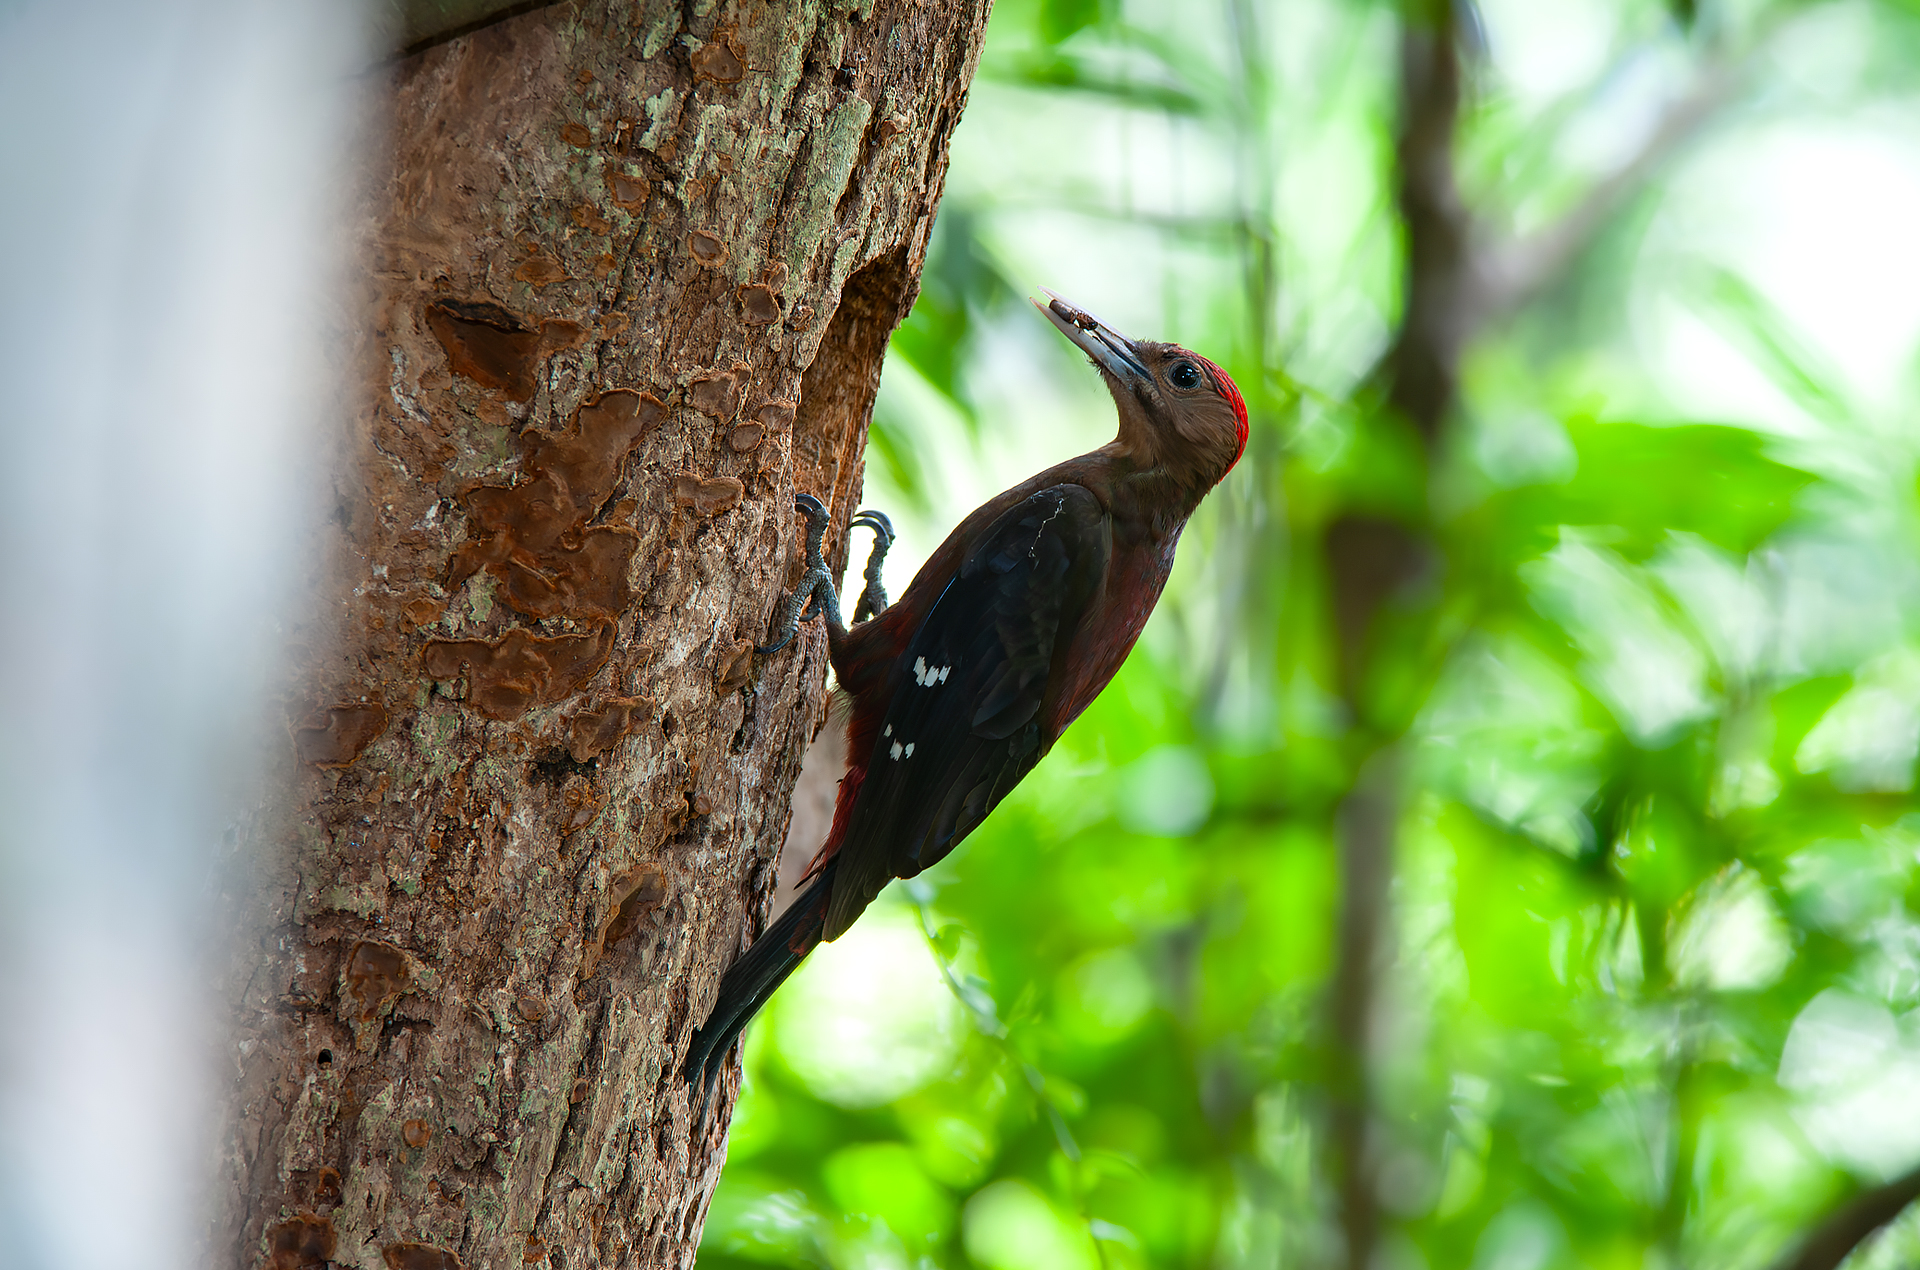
[795,492,831,534]
[758,496,895,652]
[757,566,832,654]
[759,494,842,654]
[851,509,894,540]
[756,628,798,656]
[850,508,895,624]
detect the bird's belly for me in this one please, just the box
[1054,563,1169,732]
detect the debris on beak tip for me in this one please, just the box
[1047,295,1099,333]
[1036,290,1151,383]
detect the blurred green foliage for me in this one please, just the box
[703,0,1920,1266]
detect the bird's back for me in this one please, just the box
[820,452,1207,939]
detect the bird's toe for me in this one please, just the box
[852,508,895,544]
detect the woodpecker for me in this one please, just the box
[684,294,1248,1095]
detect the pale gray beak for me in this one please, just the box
[1034,291,1152,385]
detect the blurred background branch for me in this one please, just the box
[1383,0,1470,442]
[1777,1164,1920,1270]
[1329,3,1467,1265]
[1478,46,1741,319]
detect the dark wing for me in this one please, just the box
[824,484,1111,939]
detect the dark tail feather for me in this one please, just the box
[684,859,837,1098]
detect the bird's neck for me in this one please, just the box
[1084,446,1210,544]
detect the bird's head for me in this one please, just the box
[1037,293,1248,488]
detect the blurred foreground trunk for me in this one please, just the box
[210,2,988,1266]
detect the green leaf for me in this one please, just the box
[1481,421,1817,561]
[1040,0,1103,44]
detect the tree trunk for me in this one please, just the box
[211,2,989,1266]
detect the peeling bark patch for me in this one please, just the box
[665,788,712,836]
[573,203,612,235]
[687,369,741,419]
[425,300,542,401]
[560,121,591,147]
[606,170,648,210]
[580,862,670,979]
[569,696,654,762]
[293,704,389,767]
[314,1168,343,1207]
[603,866,669,951]
[345,940,411,1020]
[422,622,617,722]
[449,390,666,621]
[562,777,602,830]
[687,231,727,265]
[713,640,755,693]
[738,284,780,326]
[690,31,747,83]
[516,254,568,287]
[755,398,796,431]
[402,1118,432,1149]
[383,1243,464,1270]
[673,474,745,516]
[402,596,448,630]
[537,320,586,354]
[727,423,765,452]
[266,1212,336,1269]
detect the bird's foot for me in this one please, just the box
[759,493,843,655]
[850,508,895,624]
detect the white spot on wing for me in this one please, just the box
[883,724,891,737]
[913,656,928,685]
[905,742,915,757]
[890,740,903,760]
[938,666,951,683]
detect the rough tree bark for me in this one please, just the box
[210,2,990,1267]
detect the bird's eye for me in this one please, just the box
[1169,361,1201,390]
